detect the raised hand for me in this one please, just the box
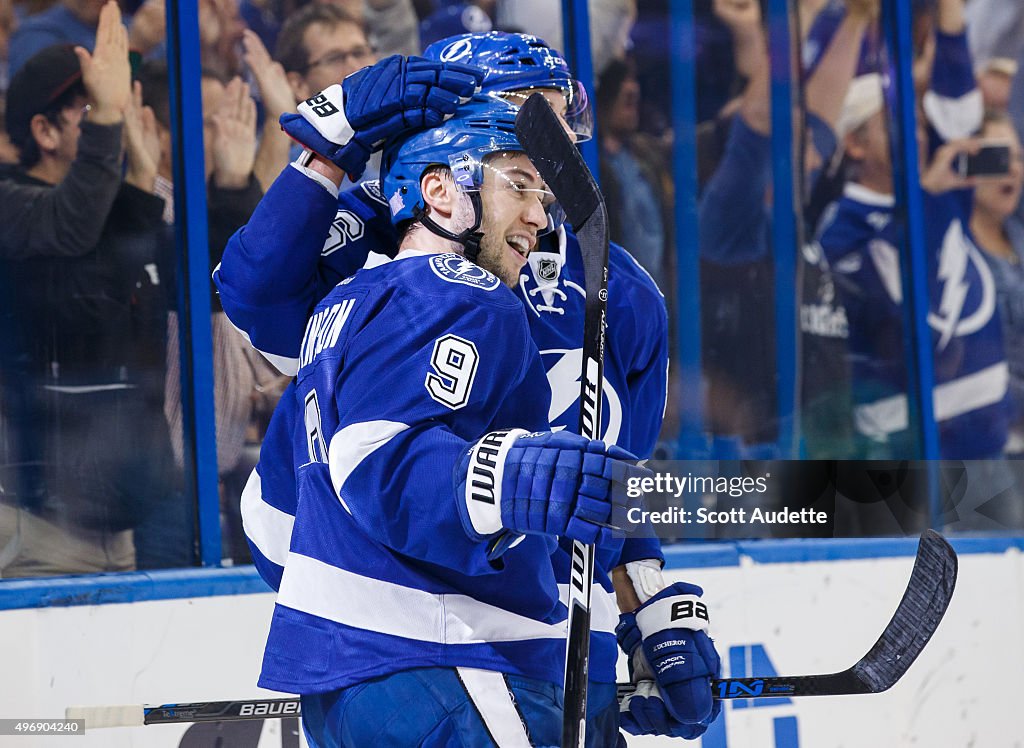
[124,81,161,192]
[76,0,131,125]
[128,0,166,57]
[242,29,296,119]
[210,77,258,189]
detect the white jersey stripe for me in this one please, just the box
[327,420,409,513]
[219,310,301,376]
[456,668,533,748]
[557,582,620,636]
[854,361,1009,438]
[240,468,293,567]
[278,552,567,644]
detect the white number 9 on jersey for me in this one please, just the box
[425,334,479,409]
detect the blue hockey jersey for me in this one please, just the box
[814,31,1010,458]
[228,165,668,683]
[257,250,568,693]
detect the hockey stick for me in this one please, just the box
[66,698,301,728]
[66,530,958,728]
[515,93,609,748]
[667,528,955,700]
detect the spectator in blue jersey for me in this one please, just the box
[697,0,875,456]
[224,32,722,744]
[971,110,1024,456]
[815,0,1012,460]
[251,96,679,748]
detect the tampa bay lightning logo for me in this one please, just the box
[541,348,622,444]
[439,38,473,63]
[929,219,996,351]
[429,253,500,290]
[360,179,386,205]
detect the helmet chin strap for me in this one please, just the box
[413,191,486,262]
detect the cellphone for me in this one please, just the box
[953,142,1012,178]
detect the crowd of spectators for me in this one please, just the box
[1,0,1023,578]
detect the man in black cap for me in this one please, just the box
[0,0,133,260]
[0,0,184,577]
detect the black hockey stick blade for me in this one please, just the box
[615,531,957,702]
[702,530,956,700]
[514,94,603,232]
[516,93,609,748]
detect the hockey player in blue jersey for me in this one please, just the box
[258,96,653,747]
[229,34,722,743]
[815,0,1011,459]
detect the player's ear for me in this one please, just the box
[420,168,458,222]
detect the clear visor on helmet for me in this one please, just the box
[448,147,566,235]
[496,80,594,143]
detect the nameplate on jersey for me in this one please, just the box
[430,254,500,291]
[464,429,527,536]
[300,299,356,368]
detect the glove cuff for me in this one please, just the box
[289,155,341,199]
[460,429,527,538]
[297,85,355,146]
[636,587,711,636]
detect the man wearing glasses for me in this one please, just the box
[275,4,377,105]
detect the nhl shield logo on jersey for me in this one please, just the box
[430,253,501,290]
[536,257,559,282]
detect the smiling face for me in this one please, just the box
[469,151,552,287]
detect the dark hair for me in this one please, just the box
[138,61,172,129]
[274,4,364,74]
[595,58,636,121]
[18,81,86,169]
[137,60,230,131]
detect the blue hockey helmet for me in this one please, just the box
[423,31,592,142]
[381,94,564,259]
